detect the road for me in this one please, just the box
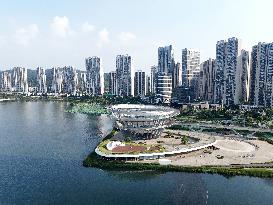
[179,122,273,134]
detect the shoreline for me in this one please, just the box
[83,128,273,178]
[83,151,273,178]
[2,99,272,178]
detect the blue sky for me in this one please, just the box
[1,0,273,72]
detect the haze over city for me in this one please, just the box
[1,0,273,72]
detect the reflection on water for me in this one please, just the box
[0,101,273,205]
[168,173,207,205]
[107,170,165,181]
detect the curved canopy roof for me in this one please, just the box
[111,104,180,121]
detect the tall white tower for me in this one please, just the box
[86,56,104,95]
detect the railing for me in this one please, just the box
[95,141,217,159]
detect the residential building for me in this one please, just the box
[77,71,87,93]
[157,45,174,103]
[158,45,174,74]
[146,75,151,95]
[36,67,47,94]
[214,40,226,104]
[104,73,110,94]
[235,50,250,104]
[198,59,215,102]
[150,66,157,94]
[249,42,273,107]
[51,67,63,94]
[0,71,12,92]
[172,62,182,89]
[134,70,146,97]
[63,66,78,95]
[109,71,117,95]
[214,37,248,106]
[224,38,241,105]
[86,56,104,95]
[116,54,132,96]
[182,48,200,87]
[11,67,28,93]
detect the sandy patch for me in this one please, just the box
[215,139,255,153]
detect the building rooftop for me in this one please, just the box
[111,104,179,121]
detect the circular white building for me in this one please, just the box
[111,104,180,139]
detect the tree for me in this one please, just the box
[181,136,189,145]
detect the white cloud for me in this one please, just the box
[50,16,72,37]
[13,24,39,46]
[97,28,109,47]
[118,32,136,42]
[81,22,95,33]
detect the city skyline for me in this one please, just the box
[2,2,273,204]
[0,37,272,106]
[1,0,273,72]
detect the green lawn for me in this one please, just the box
[66,103,110,115]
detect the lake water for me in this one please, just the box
[1,101,273,205]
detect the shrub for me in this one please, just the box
[168,125,190,131]
[181,136,189,145]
